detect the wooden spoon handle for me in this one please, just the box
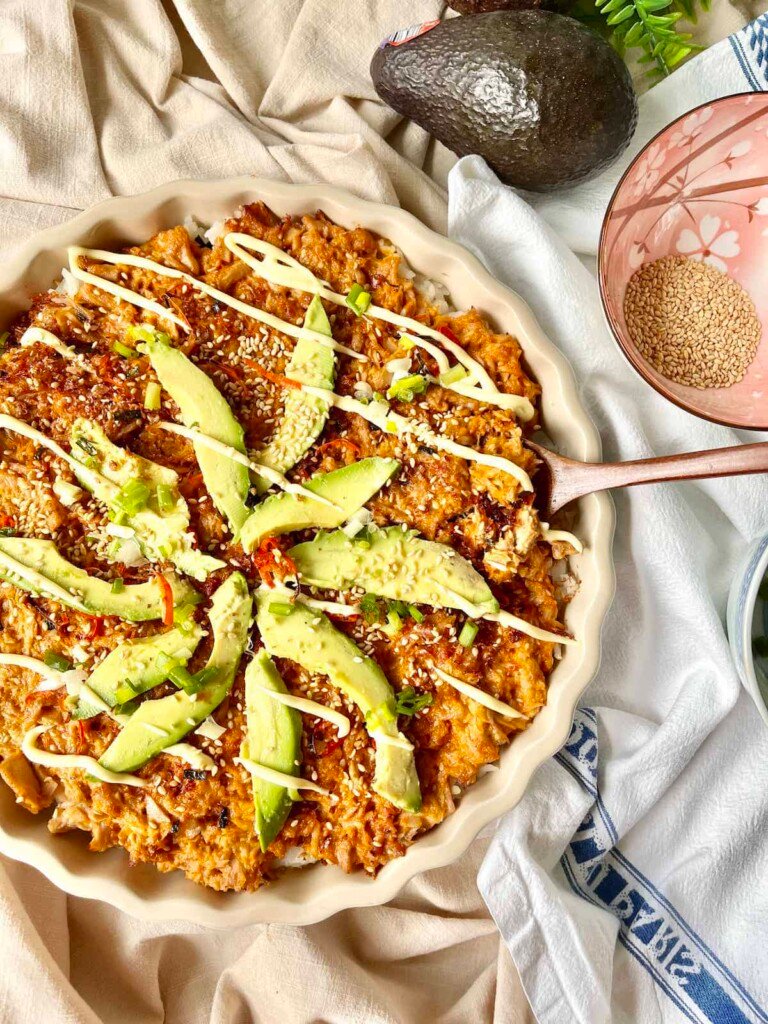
[552,442,768,512]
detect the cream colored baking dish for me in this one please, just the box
[0,177,614,927]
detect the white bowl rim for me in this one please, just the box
[0,175,616,927]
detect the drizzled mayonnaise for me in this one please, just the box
[19,327,77,360]
[292,383,534,492]
[484,609,575,646]
[157,421,342,511]
[162,743,215,772]
[0,412,117,499]
[371,729,414,752]
[22,725,147,787]
[247,684,350,739]
[0,652,73,690]
[234,755,329,796]
[0,546,89,613]
[67,245,364,359]
[221,233,502,391]
[221,233,537,419]
[66,235,535,417]
[433,667,527,720]
[541,526,583,554]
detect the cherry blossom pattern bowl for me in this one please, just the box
[599,93,768,430]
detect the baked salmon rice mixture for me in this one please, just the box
[0,203,579,891]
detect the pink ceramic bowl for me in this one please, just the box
[599,93,768,430]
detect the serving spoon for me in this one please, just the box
[524,439,768,518]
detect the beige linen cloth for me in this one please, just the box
[0,2,757,1022]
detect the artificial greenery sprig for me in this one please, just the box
[574,0,710,78]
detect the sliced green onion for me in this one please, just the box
[268,601,294,617]
[407,604,424,623]
[395,686,433,716]
[439,365,470,386]
[44,650,71,672]
[75,436,98,457]
[168,664,197,693]
[115,681,139,704]
[127,325,154,344]
[0,331,9,352]
[389,600,408,617]
[192,666,219,690]
[116,698,138,715]
[458,620,479,648]
[114,478,150,514]
[110,578,125,594]
[156,651,176,674]
[0,527,15,537]
[173,603,197,632]
[360,593,383,624]
[383,609,403,636]
[346,283,371,315]
[386,374,428,402]
[128,325,170,345]
[113,341,137,359]
[354,528,374,550]
[144,381,162,411]
[156,483,175,514]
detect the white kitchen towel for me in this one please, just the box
[448,16,768,1024]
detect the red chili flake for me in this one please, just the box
[317,438,360,458]
[156,573,175,628]
[438,325,461,346]
[252,537,297,588]
[86,616,105,641]
[241,358,301,390]
[199,361,242,383]
[179,472,204,498]
[310,719,343,756]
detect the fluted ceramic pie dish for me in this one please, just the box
[0,176,614,927]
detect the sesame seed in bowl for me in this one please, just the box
[598,93,768,430]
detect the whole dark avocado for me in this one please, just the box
[448,0,569,13]
[371,12,638,192]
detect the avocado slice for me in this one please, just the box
[240,457,398,551]
[141,334,250,537]
[0,537,195,620]
[290,527,499,616]
[253,296,336,492]
[76,623,204,719]
[242,649,302,851]
[99,572,252,774]
[69,419,224,581]
[256,593,421,811]
[370,12,637,191]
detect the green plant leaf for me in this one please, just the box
[623,20,646,45]
[572,0,706,77]
[607,5,637,23]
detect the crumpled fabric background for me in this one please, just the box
[0,1,764,1022]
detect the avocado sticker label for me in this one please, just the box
[380,20,440,49]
